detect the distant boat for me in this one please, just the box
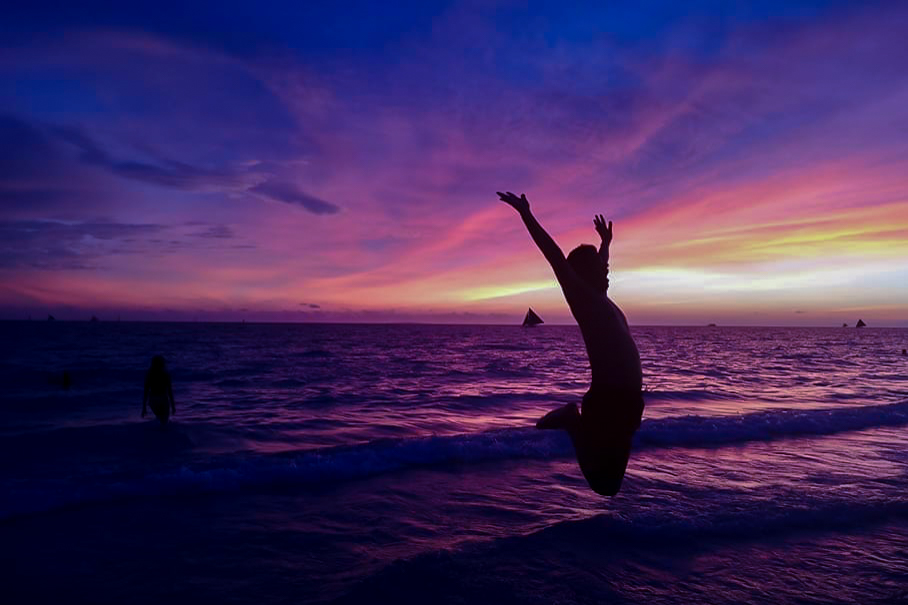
[90,315,99,322]
[47,314,55,321]
[842,323,848,327]
[707,323,717,327]
[522,308,544,327]
[856,319,867,328]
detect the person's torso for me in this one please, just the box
[145,372,171,397]
[570,295,642,391]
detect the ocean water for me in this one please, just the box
[1,322,907,604]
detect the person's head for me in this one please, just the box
[150,355,167,372]
[567,244,608,293]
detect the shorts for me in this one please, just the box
[580,386,645,442]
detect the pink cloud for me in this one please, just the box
[1,4,907,325]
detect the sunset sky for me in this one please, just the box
[1,1,906,325]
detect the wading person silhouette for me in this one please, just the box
[142,355,176,425]
[497,191,644,496]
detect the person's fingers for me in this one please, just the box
[608,220,613,234]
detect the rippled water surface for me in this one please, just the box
[1,322,907,604]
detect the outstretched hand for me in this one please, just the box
[593,214,613,246]
[497,191,530,213]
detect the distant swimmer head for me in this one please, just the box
[150,355,167,372]
[567,244,608,293]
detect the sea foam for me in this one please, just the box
[3,399,907,520]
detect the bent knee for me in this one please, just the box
[579,463,626,496]
[589,475,624,497]
[577,448,631,497]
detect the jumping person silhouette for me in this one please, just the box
[498,191,644,496]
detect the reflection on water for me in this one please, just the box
[1,323,907,604]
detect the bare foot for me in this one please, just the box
[535,402,579,430]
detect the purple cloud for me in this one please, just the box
[250,179,340,214]
[0,220,165,270]
[51,124,249,191]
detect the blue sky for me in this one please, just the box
[1,1,906,325]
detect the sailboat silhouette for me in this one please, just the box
[522,308,544,327]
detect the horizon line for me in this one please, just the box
[2,318,905,329]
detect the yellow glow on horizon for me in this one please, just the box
[460,280,556,302]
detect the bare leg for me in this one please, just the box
[535,402,580,430]
[566,419,630,497]
[537,399,635,496]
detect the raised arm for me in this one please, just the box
[593,214,612,270]
[497,191,578,290]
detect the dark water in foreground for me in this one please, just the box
[2,322,907,604]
